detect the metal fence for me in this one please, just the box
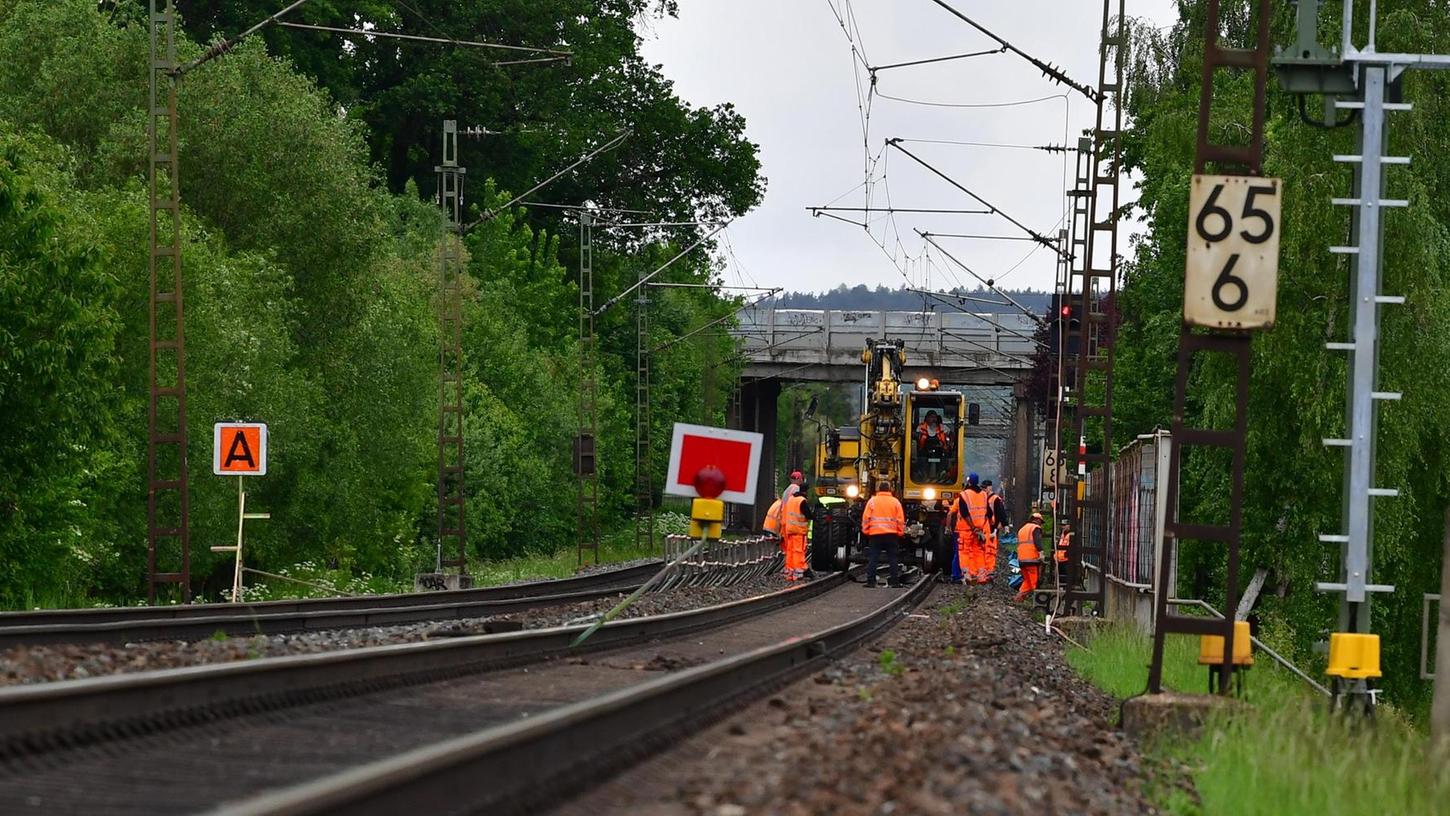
[1083,430,1174,590]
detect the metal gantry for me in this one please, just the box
[1148,0,1273,695]
[436,120,468,576]
[147,0,190,604]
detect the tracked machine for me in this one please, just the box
[810,339,969,575]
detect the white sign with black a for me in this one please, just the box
[1184,174,1282,330]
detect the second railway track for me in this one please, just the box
[0,561,664,648]
[0,570,927,815]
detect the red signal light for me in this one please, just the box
[693,465,727,499]
[1061,305,1072,318]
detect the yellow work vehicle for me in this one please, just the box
[810,338,971,575]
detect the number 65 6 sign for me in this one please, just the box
[1184,174,1281,330]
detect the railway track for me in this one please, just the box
[0,570,927,815]
[0,561,663,648]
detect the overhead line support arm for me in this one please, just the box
[924,0,1100,103]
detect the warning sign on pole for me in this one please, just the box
[213,422,267,476]
[663,423,762,504]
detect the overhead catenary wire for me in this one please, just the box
[917,230,1045,326]
[593,222,730,317]
[277,22,572,60]
[923,0,1099,103]
[888,139,1064,259]
[176,0,312,76]
[467,131,632,231]
[875,90,1070,109]
[868,47,1006,75]
[808,206,993,216]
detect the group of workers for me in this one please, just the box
[763,468,1076,599]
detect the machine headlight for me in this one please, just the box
[916,377,931,390]
[923,487,937,501]
[845,483,861,499]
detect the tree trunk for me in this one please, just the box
[1432,504,1450,745]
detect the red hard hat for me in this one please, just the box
[790,470,803,481]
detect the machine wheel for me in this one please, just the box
[930,526,955,577]
[811,506,852,573]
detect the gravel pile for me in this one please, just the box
[0,572,804,688]
[556,581,1170,816]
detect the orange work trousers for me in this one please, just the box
[956,526,988,583]
[983,529,999,575]
[783,533,807,579]
[1014,565,1039,601]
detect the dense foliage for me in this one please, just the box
[1117,2,1450,711]
[0,0,761,607]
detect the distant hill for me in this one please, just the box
[770,284,1051,315]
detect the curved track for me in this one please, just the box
[0,571,926,815]
[0,561,663,648]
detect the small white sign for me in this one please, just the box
[1184,174,1281,330]
[1041,443,1068,488]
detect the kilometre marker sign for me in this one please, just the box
[1184,174,1281,330]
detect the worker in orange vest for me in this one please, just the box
[781,484,813,581]
[1055,522,1074,588]
[762,483,795,538]
[1014,512,1044,602]
[950,472,994,584]
[916,411,948,451]
[982,480,1008,579]
[860,481,906,589]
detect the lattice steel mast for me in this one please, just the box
[147,0,190,604]
[435,121,468,576]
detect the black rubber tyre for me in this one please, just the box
[811,507,848,573]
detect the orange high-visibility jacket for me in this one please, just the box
[1055,530,1071,562]
[1017,522,1042,562]
[783,495,809,535]
[763,499,783,534]
[958,488,990,534]
[861,492,906,536]
[916,421,948,448]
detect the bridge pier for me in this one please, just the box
[726,378,779,530]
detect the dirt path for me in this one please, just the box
[554,581,1162,815]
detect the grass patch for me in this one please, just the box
[1068,624,1448,816]
[878,649,904,676]
[468,513,688,588]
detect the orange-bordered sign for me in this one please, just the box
[663,423,762,505]
[214,422,268,476]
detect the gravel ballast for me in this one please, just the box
[0,572,801,687]
[553,581,1165,816]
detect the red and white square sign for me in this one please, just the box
[663,423,763,504]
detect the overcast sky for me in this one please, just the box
[639,1,1179,295]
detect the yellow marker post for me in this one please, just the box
[573,496,723,647]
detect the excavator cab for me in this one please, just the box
[905,391,963,496]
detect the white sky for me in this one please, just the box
[639,0,1180,295]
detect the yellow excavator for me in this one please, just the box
[810,338,970,575]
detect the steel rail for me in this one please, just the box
[213,575,931,816]
[0,561,663,646]
[0,573,848,757]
